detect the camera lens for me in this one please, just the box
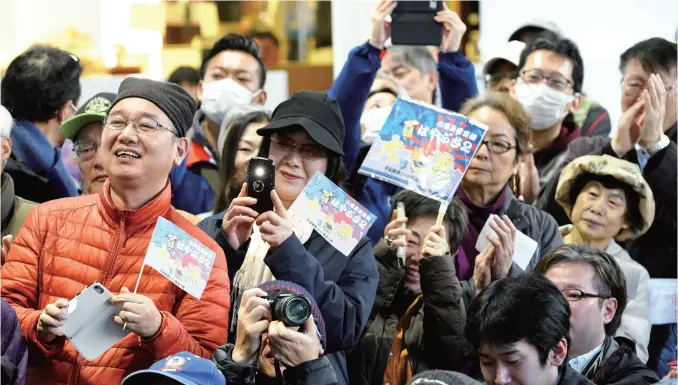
[252,180,265,192]
[280,296,311,326]
[93,285,104,294]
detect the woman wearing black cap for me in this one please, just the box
[198,91,379,385]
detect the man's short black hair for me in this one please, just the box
[1,46,82,122]
[619,37,677,75]
[168,66,201,86]
[569,173,643,236]
[392,191,468,253]
[517,33,584,93]
[464,273,571,366]
[201,34,267,88]
[250,31,280,48]
[535,244,628,336]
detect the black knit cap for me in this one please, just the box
[109,78,196,137]
[407,370,482,385]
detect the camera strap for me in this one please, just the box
[274,358,284,383]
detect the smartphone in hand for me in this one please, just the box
[391,0,443,46]
[247,157,275,214]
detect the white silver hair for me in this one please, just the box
[217,104,272,156]
[0,105,13,138]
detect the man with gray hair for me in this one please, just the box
[329,0,479,244]
[0,105,37,265]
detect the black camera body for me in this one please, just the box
[266,290,312,327]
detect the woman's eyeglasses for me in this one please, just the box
[270,134,327,160]
[479,140,516,154]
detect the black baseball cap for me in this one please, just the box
[257,91,345,156]
[60,92,116,140]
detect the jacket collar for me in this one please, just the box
[1,173,16,228]
[97,179,172,233]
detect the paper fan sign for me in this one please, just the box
[359,96,488,204]
[290,172,377,256]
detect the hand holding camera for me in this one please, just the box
[267,315,323,369]
[232,288,272,365]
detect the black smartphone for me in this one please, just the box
[391,0,443,46]
[247,157,275,214]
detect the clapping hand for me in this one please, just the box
[222,184,258,250]
[639,73,667,148]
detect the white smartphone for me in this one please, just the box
[62,282,132,361]
[396,202,407,268]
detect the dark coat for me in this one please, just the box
[213,343,338,385]
[198,212,380,385]
[560,364,596,385]
[347,241,467,385]
[582,336,659,385]
[536,124,677,279]
[460,188,564,307]
[1,300,27,385]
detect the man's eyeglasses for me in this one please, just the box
[519,69,574,92]
[485,71,518,86]
[73,142,100,162]
[479,140,516,154]
[103,116,176,136]
[561,288,610,302]
[270,134,327,160]
[620,79,677,96]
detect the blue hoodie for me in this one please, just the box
[9,120,79,200]
[328,41,479,244]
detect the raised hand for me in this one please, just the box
[421,224,449,258]
[434,3,467,53]
[256,190,294,249]
[222,183,258,250]
[370,0,398,49]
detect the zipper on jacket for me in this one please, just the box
[101,215,126,287]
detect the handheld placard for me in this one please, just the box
[435,203,447,226]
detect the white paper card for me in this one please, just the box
[648,279,677,325]
[475,216,538,271]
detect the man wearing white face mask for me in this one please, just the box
[169,34,267,215]
[511,33,584,204]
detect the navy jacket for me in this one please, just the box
[8,120,78,202]
[169,155,216,215]
[328,42,479,244]
[197,212,379,385]
[1,300,27,385]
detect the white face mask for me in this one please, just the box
[360,106,393,144]
[201,78,261,125]
[514,83,575,130]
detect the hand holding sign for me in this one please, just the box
[111,287,163,339]
[421,225,449,258]
[256,190,295,249]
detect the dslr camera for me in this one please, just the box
[266,289,312,327]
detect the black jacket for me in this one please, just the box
[3,153,62,204]
[560,364,596,385]
[347,241,467,384]
[460,188,564,307]
[213,343,338,385]
[580,336,659,385]
[536,124,677,279]
[197,212,379,385]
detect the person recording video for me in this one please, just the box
[213,281,337,385]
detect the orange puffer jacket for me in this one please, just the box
[1,180,230,385]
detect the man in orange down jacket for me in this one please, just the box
[1,78,230,385]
